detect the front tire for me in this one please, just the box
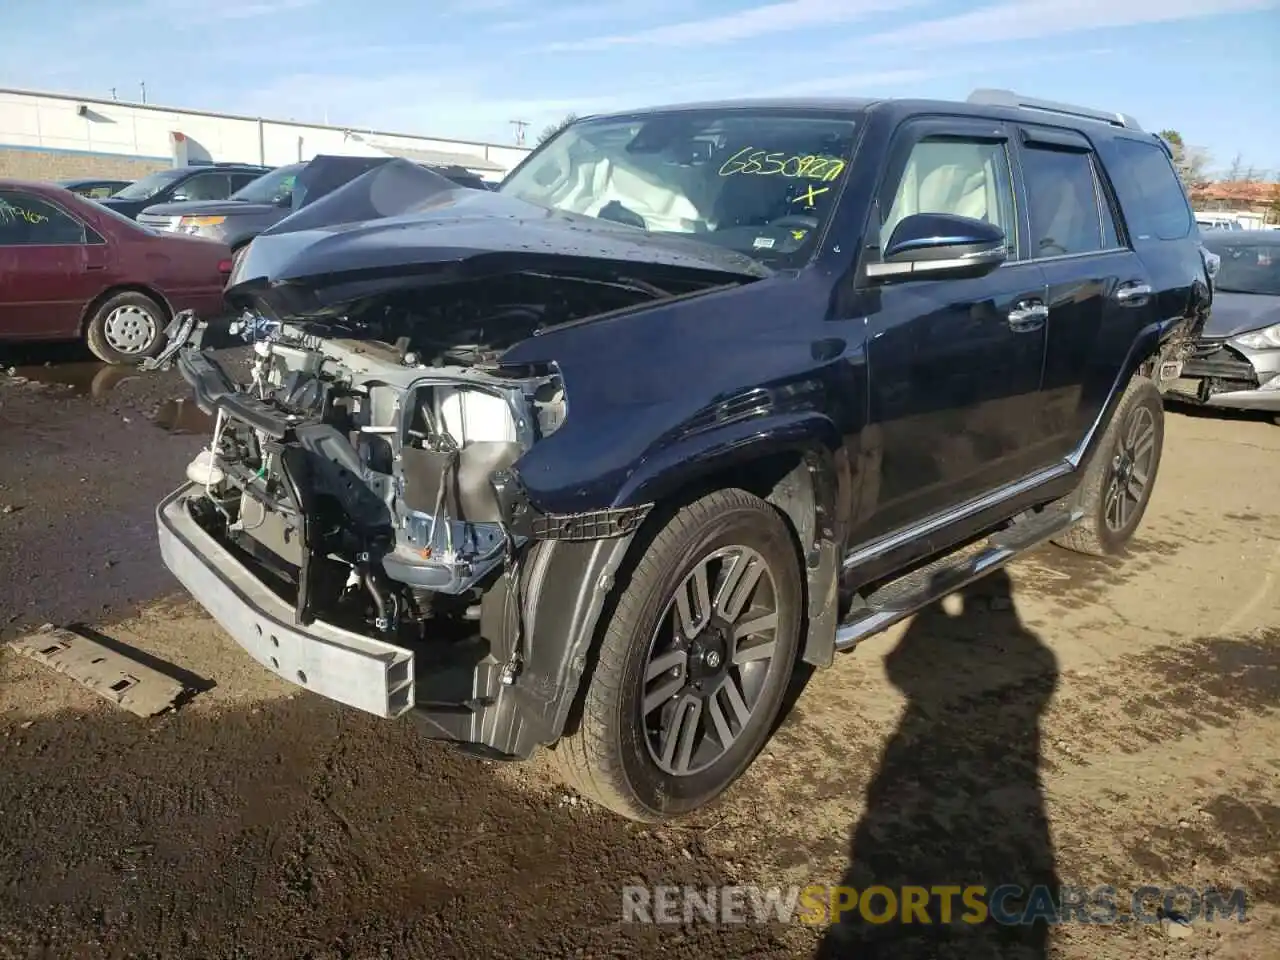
[552,489,803,822]
[85,291,167,364]
[1052,376,1164,557]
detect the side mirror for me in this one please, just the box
[866,212,1007,282]
[170,192,189,203]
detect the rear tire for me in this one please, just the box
[85,291,167,365]
[1052,376,1164,557]
[551,489,802,822]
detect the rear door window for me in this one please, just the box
[0,192,88,245]
[1019,146,1119,258]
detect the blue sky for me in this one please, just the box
[4,0,1278,173]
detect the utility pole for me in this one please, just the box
[509,119,529,147]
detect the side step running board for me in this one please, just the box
[834,505,1082,651]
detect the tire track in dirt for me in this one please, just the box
[1215,538,1280,636]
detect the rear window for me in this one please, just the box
[0,192,88,245]
[1107,138,1194,242]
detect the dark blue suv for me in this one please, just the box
[157,90,1210,822]
[96,162,270,220]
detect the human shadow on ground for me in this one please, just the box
[816,568,1060,960]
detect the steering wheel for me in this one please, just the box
[768,214,820,230]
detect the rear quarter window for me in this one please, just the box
[1105,138,1194,242]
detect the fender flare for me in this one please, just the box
[611,410,844,509]
[609,411,848,667]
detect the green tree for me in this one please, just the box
[537,113,578,146]
[1158,128,1210,189]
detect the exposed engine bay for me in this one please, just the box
[174,270,689,662]
[273,270,685,368]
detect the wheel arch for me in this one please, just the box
[1071,317,1176,472]
[79,283,173,335]
[514,425,849,751]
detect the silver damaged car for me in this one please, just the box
[1171,230,1280,420]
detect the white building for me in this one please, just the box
[0,87,531,183]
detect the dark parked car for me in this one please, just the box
[138,157,495,252]
[0,181,232,363]
[137,161,306,250]
[156,91,1209,821]
[97,162,270,220]
[1167,230,1280,420]
[57,177,134,200]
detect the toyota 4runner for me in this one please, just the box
[155,89,1211,821]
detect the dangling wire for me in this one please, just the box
[502,527,525,683]
[206,409,231,521]
[490,471,526,684]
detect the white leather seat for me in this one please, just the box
[882,142,999,247]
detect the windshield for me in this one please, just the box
[1204,237,1280,295]
[110,168,187,201]
[499,109,859,264]
[232,163,305,204]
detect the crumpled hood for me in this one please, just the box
[140,199,275,219]
[1204,291,1280,339]
[226,159,769,315]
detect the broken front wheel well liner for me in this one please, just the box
[547,449,838,746]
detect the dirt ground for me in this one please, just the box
[1,349,1277,960]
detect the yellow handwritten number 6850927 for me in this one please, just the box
[718,147,846,182]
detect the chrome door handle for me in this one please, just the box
[1115,282,1152,306]
[1007,301,1048,331]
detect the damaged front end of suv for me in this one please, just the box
[155,155,793,760]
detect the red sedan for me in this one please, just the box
[0,179,232,364]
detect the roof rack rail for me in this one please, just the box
[967,88,1143,132]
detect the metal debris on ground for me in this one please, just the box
[9,626,189,717]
